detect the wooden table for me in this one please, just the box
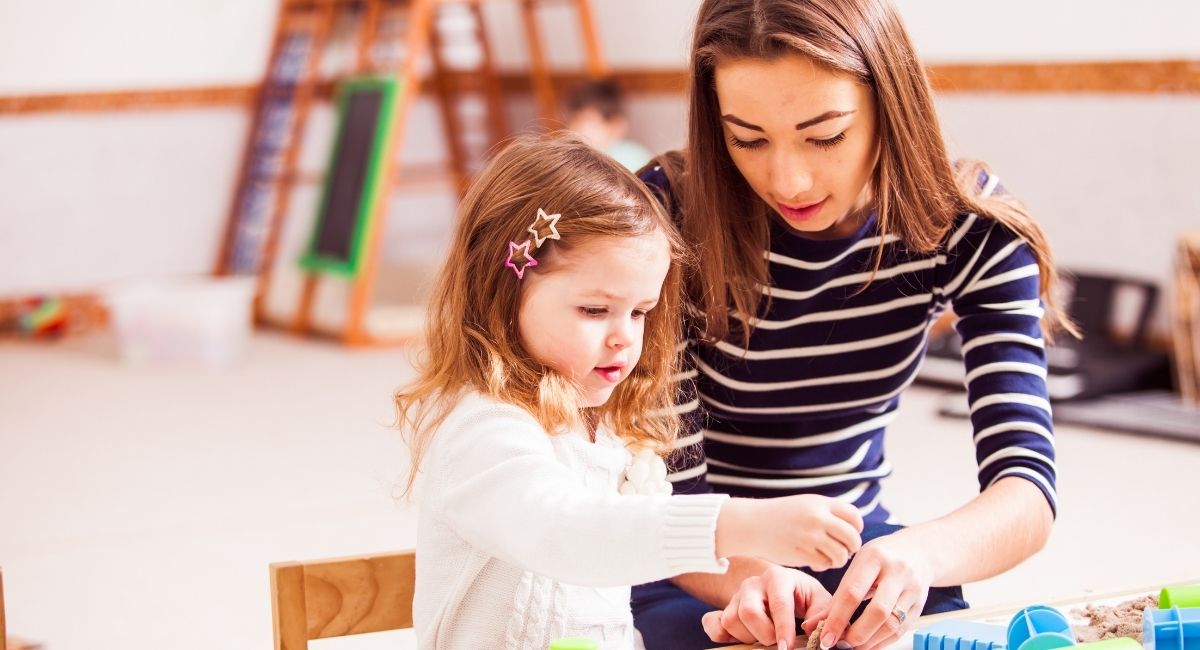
[721,580,1200,650]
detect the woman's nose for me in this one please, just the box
[771,150,814,201]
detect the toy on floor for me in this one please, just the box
[1144,607,1200,650]
[914,619,1007,650]
[1160,586,1200,609]
[1009,606,1077,650]
[913,583,1200,650]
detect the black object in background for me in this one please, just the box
[918,271,1173,401]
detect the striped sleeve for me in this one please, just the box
[665,338,713,495]
[638,163,714,495]
[943,217,1058,516]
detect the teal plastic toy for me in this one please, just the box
[1007,606,1077,650]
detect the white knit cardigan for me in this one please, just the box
[412,391,730,649]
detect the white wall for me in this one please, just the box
[894,1,1200,63]
[0,0,278,94]
[10,1,1197,95]
[1,0,1198,305]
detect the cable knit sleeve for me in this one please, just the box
[429,402,730,588]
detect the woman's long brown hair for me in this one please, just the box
[396,133,688,497]
[663,0,1075,346]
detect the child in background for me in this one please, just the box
[564,78,654,172]
[398,133,864,650]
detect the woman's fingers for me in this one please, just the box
[818,554,879,649]
[842,574,904,647]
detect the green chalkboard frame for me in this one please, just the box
[299,76,400,278]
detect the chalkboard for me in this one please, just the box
[300,76,400,277]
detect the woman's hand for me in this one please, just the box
[808,529,935,650]
[702,566,833,649]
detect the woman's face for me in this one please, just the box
[714,53,878,239]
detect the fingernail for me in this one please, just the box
[820,633,835,649]
[778,642,787,650]
[836,642,853,650]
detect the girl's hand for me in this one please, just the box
[717,495,864,571]
[701,567,832,649]
[806,530,934,650]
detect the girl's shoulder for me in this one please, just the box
[439,390,540,434]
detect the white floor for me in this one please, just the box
[2,334,1198,650]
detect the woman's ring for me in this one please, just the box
[892,606,907,624]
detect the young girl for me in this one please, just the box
[396,133,864,650]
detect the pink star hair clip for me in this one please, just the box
[504,208,562,280]
[505,240,538,280]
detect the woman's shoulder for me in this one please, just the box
[637,151,684,201]
[938,167,1022,249]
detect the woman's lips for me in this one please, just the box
[778,197,828,223]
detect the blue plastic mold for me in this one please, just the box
[913,620,1008,650]
[1145,606,1200,650]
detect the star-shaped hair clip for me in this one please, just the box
[504,240,538,280]
[527,208,562,248]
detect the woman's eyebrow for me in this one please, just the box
[795,110,855,131]
[720,110,856,132]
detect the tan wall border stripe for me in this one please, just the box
[0,85,256,114]
[1,60,1197,115]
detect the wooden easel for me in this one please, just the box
[215,0,606,346]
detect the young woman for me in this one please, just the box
[631,1,1071,648]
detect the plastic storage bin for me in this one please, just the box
[104,276,255,368]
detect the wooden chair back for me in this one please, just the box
[269,550,416,650]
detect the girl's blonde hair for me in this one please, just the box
[396,132,688,496]
[660,0,1075,346]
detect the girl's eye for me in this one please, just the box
[728,135,766,150]
[631,309,648,320]
[811,132,847,150]
[580,306,607,317]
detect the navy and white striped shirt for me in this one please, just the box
[643,166,1057,525]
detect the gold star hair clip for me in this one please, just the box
[527,208,562,248]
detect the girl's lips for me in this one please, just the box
[778,197,827,222]
[594,366,623,383]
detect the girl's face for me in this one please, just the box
[517,231,671,408]
[714,53,879,239]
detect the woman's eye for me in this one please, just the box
[728,135,766,150]
[811,132,847,150]
[580,306,607,317]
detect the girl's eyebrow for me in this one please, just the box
[721,110,855,132]
[580,289,621,300]
[580,289,659,305]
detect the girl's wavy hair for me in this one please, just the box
[657,0,1076,346]
[396,132,689,497]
